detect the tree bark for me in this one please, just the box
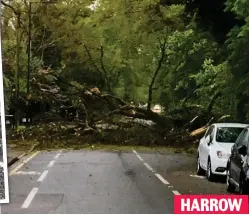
[14,13,21,128]
[207,91,222,114]
[147,33,168,111]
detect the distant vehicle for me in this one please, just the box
[196,123,248,181]
[226,126,249,194]
[151,104,163,113]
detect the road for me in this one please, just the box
[2,149,228,213]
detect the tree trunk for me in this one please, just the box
[14,14,21,128]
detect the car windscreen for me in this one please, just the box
[216,127,245,143]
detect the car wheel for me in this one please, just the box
[226,169,235,193]
[206,159,215,181]
[197,153,205,175]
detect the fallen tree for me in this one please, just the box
[8,68,230,150]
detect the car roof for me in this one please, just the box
[212,123,249,128]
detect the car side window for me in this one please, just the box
[210,126,215,141]
[206,126,214,137]
[204,127,211,138]
[242,130,249,146]
[236,130,247,147]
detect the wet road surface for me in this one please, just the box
[2,149,228,213]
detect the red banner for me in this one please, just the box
[174,195,248,214]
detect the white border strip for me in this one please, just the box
[0,1,10,204]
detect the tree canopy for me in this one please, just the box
[2,0,249,144]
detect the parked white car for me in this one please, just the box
[196,123,249,181]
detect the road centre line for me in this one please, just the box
[9,151,40,176]
[47,160,55,167]
[37,170,49,182]
[143,162,154,171]
[54,153,61,159]
[133,150,183,194]
[21,187,39,208]
[155,173,170,185]
[132,149,138,154]
[136,154,144,161]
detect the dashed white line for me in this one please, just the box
[143,162,153,171]
[132,149,182,195]
[37,170,48,182]
[155,173,170,185]
[172,190,181,195]
[136,154,144,161]
[54,153,61,159]
[21,187,39,208]
[132,149,138,154]
[47,160,55,167]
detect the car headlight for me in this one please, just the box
[217,151,230,159]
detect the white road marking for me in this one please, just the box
[155,173,170,185]
[54,153,61,159]
[37,170,48,182]
[172,190,181,195]
[190,174,205,179]
[136,154,143,161]
[16,171,41,175]
[132,149,180,192]
[143,162,153,171]
[132,149,138,154]
[47,160,55,167]
[21,187,39,208]
[9,151,40,176]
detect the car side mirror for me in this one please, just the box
[238,145,247,156]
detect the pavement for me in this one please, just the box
[2,149,229,213]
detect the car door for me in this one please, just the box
[202,125,215,169]
[230,129,248,182]
[199,126,211,167]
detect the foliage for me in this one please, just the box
[2,0,249,128]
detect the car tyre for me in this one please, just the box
[206,159,215,181]
[226,169,235,193]
[197,153,205,175]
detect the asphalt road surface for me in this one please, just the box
[2,149,229,214]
